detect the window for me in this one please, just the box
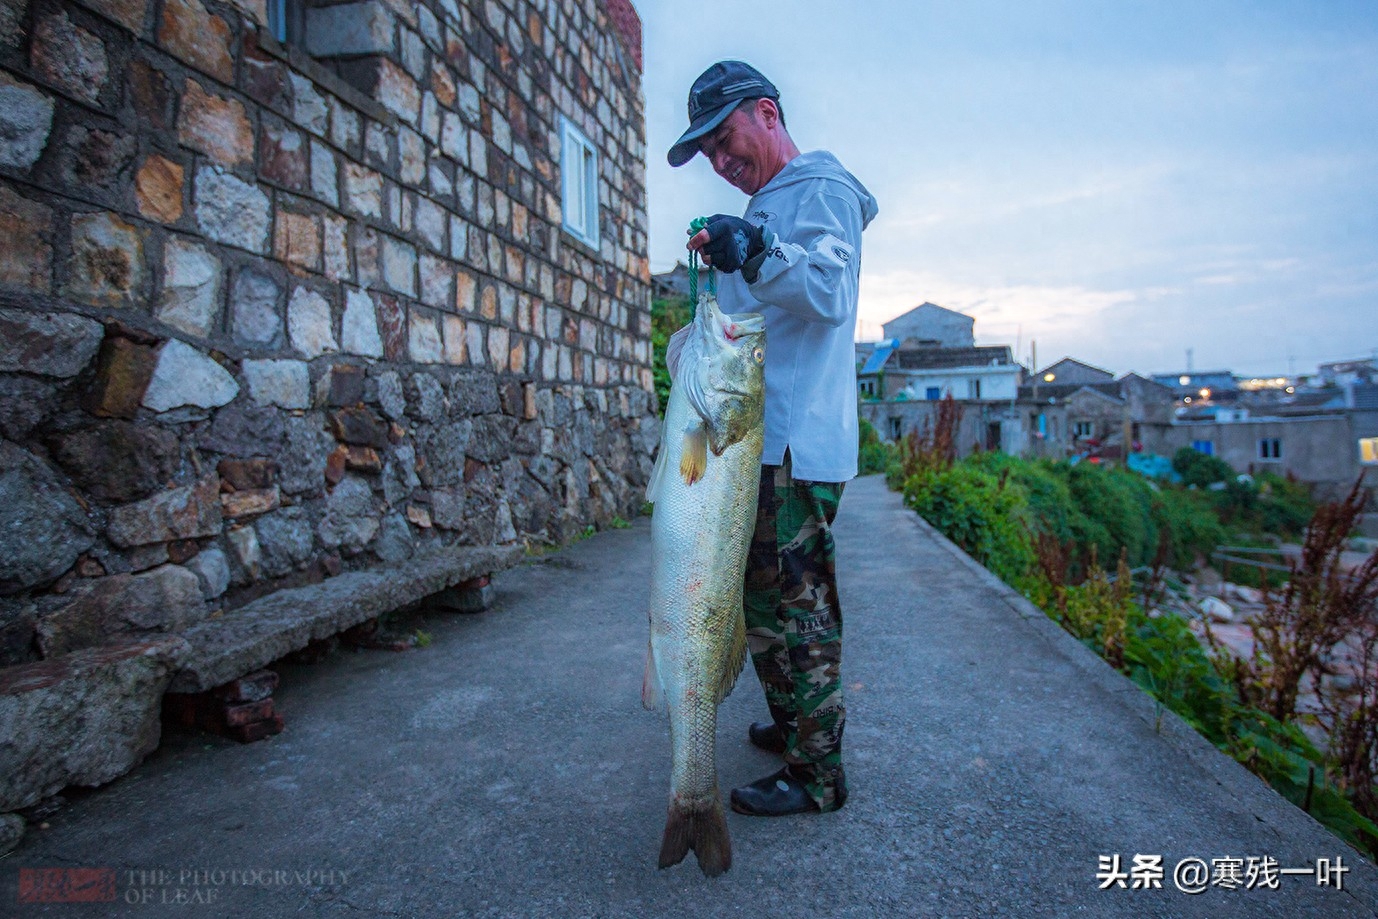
[888,417,902,440]
[967,379,981,399]
[1361,437,1378,464]
[1073,421,1094,438]
[925,387,941,400]
[1191,439,1214,456]
[560,116,600,248]
[859,379,875,397]
[1258,438,1282,460]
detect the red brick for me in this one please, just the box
[229,713,284,743]
[223,698,275,727]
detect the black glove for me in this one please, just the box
[699,214,765,274]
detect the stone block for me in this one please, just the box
[443,314,467,364]
[167,544,523,693]
[84,0,147,33]
[274,209,321,272]
[256,507,314,577]
[0,813,22,856]
[179,80,253,168]
[260,119,308,190]
[155,237,222,338]
[430,578,494,614]
[327,363,366,406]
[31,12,108,105]
[341,288,384,358]
[278,415,333,495]
[47,420,180,503]
[217,457,278,491]
[382,235,417,295]
[195,166,270,254]
[345,445,382,473]
[66,211,145,307]
[310,140,338,206]
[374,58,421,125]
[0,185,52,293]
[231,268,281,346]
[0,307,103,377]
[184,547,230,599]
[0,73,55,171]
[323,213,350,281]
[289,72,329,136]
[317,476,378,550]
[0,442,95,594]
[142,339,239,412]
[0,377,57,442]
[35,564,206,657]
[220,487,280,519]
[408,308,442,363]
[329,406,388,448]
[288,286,338,359]
[0,637,190,813]
[83,334,157,419]
[342,162,383,218]
[306,3,396,57]
[226,525,261,580]
[376,293,407,360]
[242,358,310,409]
[107,477,222,548]
[419,253,452,308]
[158,0,233,83]
[135,154,184,223]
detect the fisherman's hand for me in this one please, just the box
[688,215,765,274]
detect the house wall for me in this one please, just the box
[0,0,654,666]
[860,399,1022,458]
[882,305,975,348]
[1143,416,1360,496]
[889,365,1020,402]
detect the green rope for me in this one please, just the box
[686,216,716,316]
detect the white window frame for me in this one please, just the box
[1258,437,1282,461]
[560,116,600,249]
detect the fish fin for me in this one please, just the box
[713,611,749,705]
[645,437,669,504]
[641,640,662,711]
[665,323,693,380]
[658,794,732,877]
[679,423,708,485]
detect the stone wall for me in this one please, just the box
[0,0,655,668]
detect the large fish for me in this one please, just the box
[643,292,766,877]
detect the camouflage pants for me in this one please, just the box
[743,450,846,810]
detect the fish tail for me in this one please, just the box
[658,794,732,877]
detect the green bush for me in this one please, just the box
[902,464,1034,584]
[858,418,897,475]
[1173,446,1234,487]
[651,295,691,417]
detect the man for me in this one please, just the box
[669,61,879,816]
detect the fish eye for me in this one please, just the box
[752,346,764,364]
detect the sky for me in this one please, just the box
[636,1,1378,378]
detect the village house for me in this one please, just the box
[0,0,652,853]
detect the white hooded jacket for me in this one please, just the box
[714,150,879,482]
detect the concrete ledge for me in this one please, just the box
[168,544,522,693]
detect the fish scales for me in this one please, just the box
[644,293,765,877]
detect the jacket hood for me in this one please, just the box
[757,150,879,229]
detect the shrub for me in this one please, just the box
[1173,446,1234,487]
[902,464,1033,585]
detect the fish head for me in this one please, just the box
[685,294,765,455]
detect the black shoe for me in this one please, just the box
[748,721,786,755]
[730,767,819,817]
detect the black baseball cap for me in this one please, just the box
[667,61,780,167]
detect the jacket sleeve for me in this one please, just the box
[741,186,863,328]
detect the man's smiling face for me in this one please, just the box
[698,101,776,196]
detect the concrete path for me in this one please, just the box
[5,475,1378,918]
